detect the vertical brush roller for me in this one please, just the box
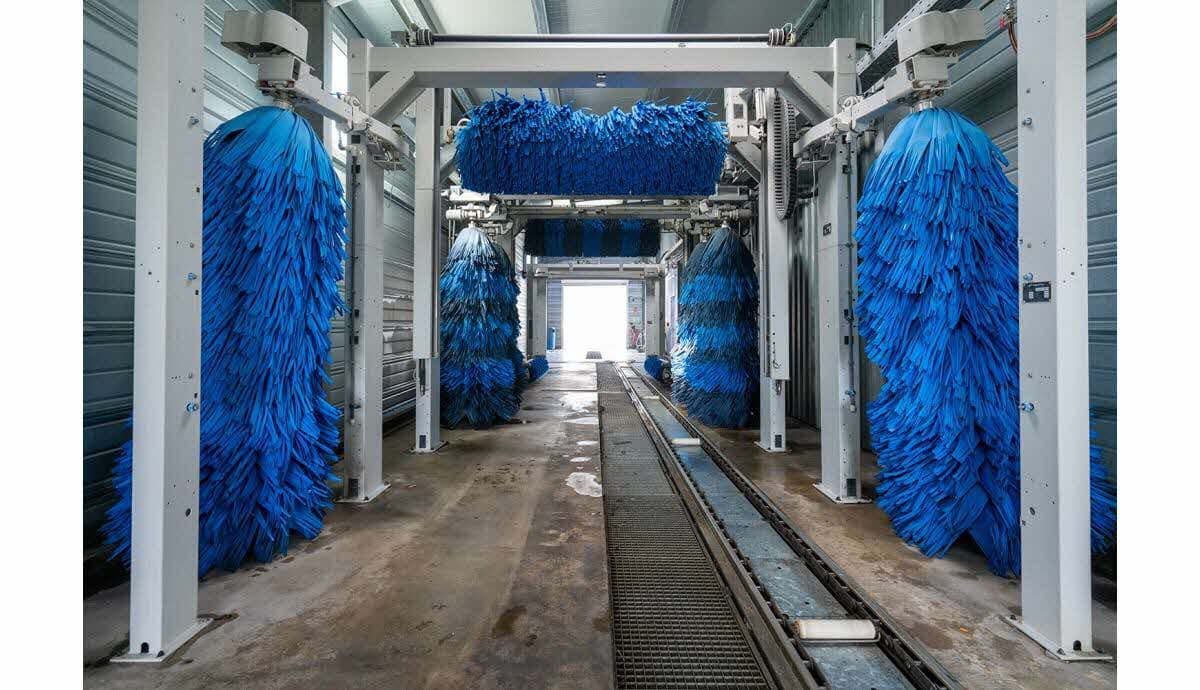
[672,227,759,427]
[670,238,711,407]
[104,105,347,574]
[440,225,524,428]
[856,107,1116,576]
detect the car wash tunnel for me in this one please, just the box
[82,2,1119,689]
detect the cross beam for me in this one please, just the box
[364,42,835,127]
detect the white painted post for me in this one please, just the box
[341,39,388,500]
[757,88,789,453]
[121,0,207,661]
[814,38,869,503]
[529,276,548,357]
[644,277,663,357]
[1006,1,1108,661]
[413,89,445,453]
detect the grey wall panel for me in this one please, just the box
[83,0,290,563]
[787,207,820,427]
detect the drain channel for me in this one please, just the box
[598,363,772,689]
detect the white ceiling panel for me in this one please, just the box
[426,0,538,33]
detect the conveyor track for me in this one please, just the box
[597,362,959,690]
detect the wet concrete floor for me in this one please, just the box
[84,363,1115,689]
[84,363,611,689]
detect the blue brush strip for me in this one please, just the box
[643,354,664,381]
[528,354,550,382]
[856,108,1116,576]
[524,218,660,258]
[440,226,525,428]
[104,106,346,575]
[670,227,758,427]
[457,92,727,196]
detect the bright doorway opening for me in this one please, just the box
[562,281,629,361]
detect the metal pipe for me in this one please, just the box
[430,33,772,44]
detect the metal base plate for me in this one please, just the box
[755,440,787,453]
[337,481,391,504]
[411,440,447,455]
[813,483,872,505]
[1002,615,1114,662]
[111,616,214,663]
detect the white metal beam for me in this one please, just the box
[644,277,664,357]
[757,88,789,453]
[413,88,445,453]
[365,42,835,124]
[528,275,548,357]
[1005,1,1108,662]
[814,39,869,504]
[120,0,206,661]
[341,39,389,502]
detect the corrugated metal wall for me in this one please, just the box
[83,0,424,575]
[379,176,420,419]
[787,0,1119,477]
[787,204,821,426]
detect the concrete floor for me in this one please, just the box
[83,362,1116,689]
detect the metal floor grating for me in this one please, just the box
[597,363,771,689]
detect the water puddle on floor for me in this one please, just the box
[567,416,599,425]
[568,456,592,463]
[558,393,594,414]
[576,440,598,447]
[566,472,602,497]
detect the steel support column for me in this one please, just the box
[120,0,206,661]
[413,89,445,453]
[757,89,788,453]
[814,39,869,503]
[664,263,679,352]
[342,154,388,501]
[644,277,663,357]
[529,275,548,357]
[342,38,388,501]
[1005,1,1108,661]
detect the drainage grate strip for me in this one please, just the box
[598,363,771,689]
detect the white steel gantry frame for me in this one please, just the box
[119,0,209,661]
[1003,1,1110,661]
[757,88,789,453]
[356,39,843,454]
[127,21,848,656]
[812,39,871,504]
[128,0,1108,670]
